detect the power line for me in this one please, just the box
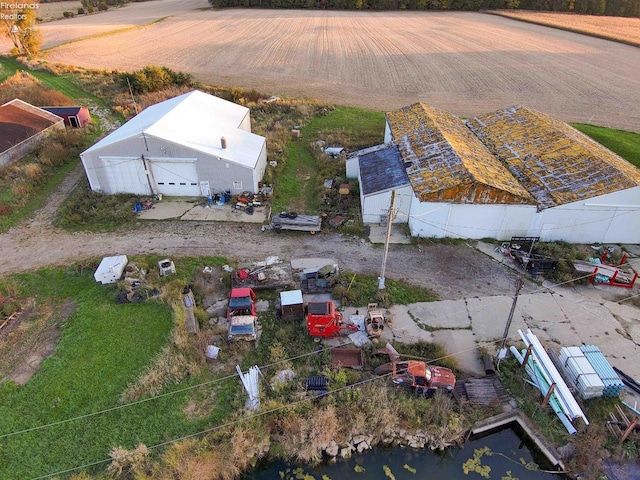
[2,264,631,440]
[26,279,640,479]
[29,338,505,480]
[0,341,352,440]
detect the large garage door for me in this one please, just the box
[99,156,150,195]
[149,158,200,197]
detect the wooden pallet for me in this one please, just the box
[607,404,639,442]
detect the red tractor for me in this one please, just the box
[306,301,358,339]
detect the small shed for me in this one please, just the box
[94,255,128,284]
[279,289,304,321]
[42,106,91,128]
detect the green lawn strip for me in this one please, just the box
[572,123,640,168]
[304,106,385,150]
[272,107,385,214]
[0,158,81,232]
[0,263,238,479]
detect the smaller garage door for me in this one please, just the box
[149,158,200,196]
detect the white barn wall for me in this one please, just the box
[346,157,359,179]
[406,187,640,242]
[408,202,535,239]
[384,121,392,144]
[362,186,412,224]
[238,112,251,132]
[253,142,268,191]
[531,187,640,244]
[82,133,260,196]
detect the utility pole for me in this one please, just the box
[378,190,396,291]
[499,277,523,355]
[498,238,536,357]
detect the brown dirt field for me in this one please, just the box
[32,8,640,132]
[37,1,83,22]
[490,10,640,47]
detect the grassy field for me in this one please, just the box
[0,256,243,479]
[489,10,640,48]
[271,106,384,214]
[572,123,640,169]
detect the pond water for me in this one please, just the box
[245,426,566,479]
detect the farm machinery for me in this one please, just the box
[365,303,385,339]
[375,343,456,396]
[306,301,358,339]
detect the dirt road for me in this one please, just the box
[5,218,532,300]
[11,5,637,132]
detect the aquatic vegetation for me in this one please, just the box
[403,463,417,474]
[383,465,396,480]
[462,446,492,478]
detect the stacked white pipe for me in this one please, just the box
[580,345,624,397]
[237,365,261,410]
[518,329,589,427]
[510,344,577,435]
[559,347,604,400]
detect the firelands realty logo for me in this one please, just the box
[1,3,39,20]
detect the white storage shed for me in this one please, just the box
[80,91,267,197]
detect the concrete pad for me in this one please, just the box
[466,296,527,342]
[137,201,195,219]
[386,304,433,343]
[527,322,578,350]
[407,300,470,329]
[181,204,267,223]
[431,329,484,376]
[290,258,337,270]
[516,293,569,330]
[368,225,411,244]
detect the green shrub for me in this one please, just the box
[121,66,194,95]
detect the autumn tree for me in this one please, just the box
[0,5,43,56]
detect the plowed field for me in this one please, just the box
[8,2,640,131]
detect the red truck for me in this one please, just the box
[227,288,258,342]
[306,301,358,339]
[375,343,456,396]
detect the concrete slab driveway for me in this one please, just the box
[346,247,640,382]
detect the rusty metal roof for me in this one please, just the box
[466,106,640,209]
[0,99,62,150]
[385,103,534,205]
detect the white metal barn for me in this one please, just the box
[347,103,640,243]
[80,90,267,197]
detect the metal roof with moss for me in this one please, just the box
[385,103,534,205]
[466,106,640,209]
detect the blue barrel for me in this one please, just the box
[134,202,142,212]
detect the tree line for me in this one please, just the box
[208,0,640,16]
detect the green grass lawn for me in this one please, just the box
[572,123,640,168]
[0,259,240,479]
[271,106,384,213]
